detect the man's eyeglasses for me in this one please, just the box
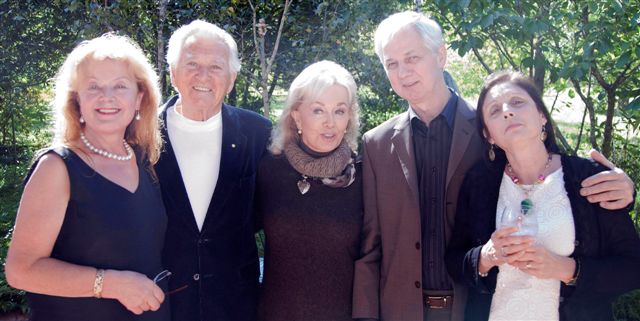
[153,270,189,295]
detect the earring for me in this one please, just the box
[489,144,496,161]
[297,128,302,135]
[79,115,85,124]
[540,125,547,141]
[135,110,141,121]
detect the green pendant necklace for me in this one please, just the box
[506,153,552,215]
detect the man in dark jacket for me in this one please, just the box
[155,20,271,321]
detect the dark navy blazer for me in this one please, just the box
[156,96,271,321]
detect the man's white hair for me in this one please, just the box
[166,20,241,73]
[374,11,444,67]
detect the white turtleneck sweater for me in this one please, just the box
[167,105,222,231]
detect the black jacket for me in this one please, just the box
[156,96,271,321]
[445,154,640,321]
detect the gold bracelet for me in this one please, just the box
[564,258,580,286]
[93,269,105,298]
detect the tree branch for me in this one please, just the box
[437,11,492,74]
[591,65,611,91]
[472,47,493,74]
[614,61,640,89]
[569,77,598,149]
[489,33,518,70]
[266,0,292,75]
[248,0,263,65]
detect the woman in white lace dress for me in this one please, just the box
[445,71,640,321]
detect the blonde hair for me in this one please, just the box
[270,60,360,154]
[52,33,162,165]
[374,11,444,66]
[166,20,241,73]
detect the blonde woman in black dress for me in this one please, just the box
[5,34,169,321]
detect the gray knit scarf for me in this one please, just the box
[284,141,356,188]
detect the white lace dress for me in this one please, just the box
[489,168,575,321]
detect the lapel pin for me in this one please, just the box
[231,144,236,148]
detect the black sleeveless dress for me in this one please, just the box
[25,147,170,321]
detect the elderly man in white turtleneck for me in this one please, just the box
[155,20,271,321]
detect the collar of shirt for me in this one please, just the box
[408,88,458,129]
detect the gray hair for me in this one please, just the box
[166,20,241,73]
[374,11,444,66]
[270,60,360,155]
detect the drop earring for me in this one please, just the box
[79,115,85,124]
[135,110,141,121]
[297,128,302,135]
[489,144,496,161]
[540,125,547,141]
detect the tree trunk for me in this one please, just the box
[249,0,291,118]
[268,65,281,99]
[569,78,598,150]
[574,104,588,155]
[601,90,616,158]
[533,41,545,92]
[261,79,270,118]
[157,0,168,97]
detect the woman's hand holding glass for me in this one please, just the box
[479,225,534,275]
[501,205,577,283]
[100,270,165,315]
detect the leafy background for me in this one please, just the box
[1,0,638,319]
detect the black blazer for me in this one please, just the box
[156,96,271,321]
[445,154,640,321]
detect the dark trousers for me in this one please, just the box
[424,306,452,321]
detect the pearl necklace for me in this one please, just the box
[80,132,133,161]
[506,153,552,215]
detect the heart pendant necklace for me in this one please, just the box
[297,175,310,194]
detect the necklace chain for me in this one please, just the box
[80,132,133,161]
[506,153,552,186]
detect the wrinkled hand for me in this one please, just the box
[510,245,575,282]
[580,149,634,210]
[101,270,165,315]
[479,226,534,274]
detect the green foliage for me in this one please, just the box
[426,0,640,158]
[446,55,486,101]
[0,154,32,314]
[0,2,81,148]
[1,0,639,317]
[614,289,640,321]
